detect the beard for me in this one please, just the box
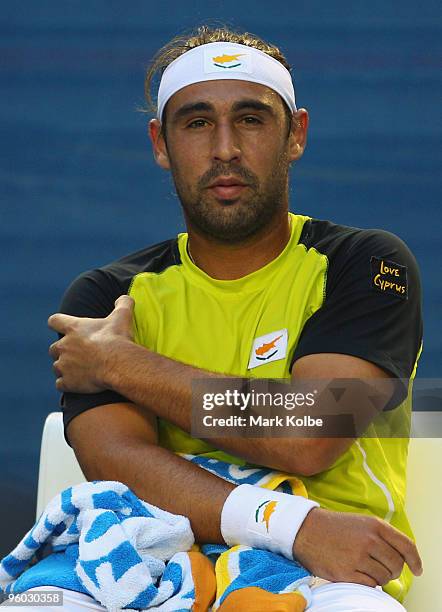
[170,151,290,243]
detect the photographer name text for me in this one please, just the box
[202,414,323,427]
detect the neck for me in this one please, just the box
[187,212,292,280]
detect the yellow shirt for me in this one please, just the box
[62,213,423,601]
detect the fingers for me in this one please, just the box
[49,339,64,391]
[369,537,404,581]
[111,295,135,338]
[48,313,77,333]
[49,341,60,359]
[114,295,134,310]
[379,522,423,576]
[49,338,65,392]
[55,377,65,392]
[52,359,62,378]
[352,571,377,588]
[358,556,393,586]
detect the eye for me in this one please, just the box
[187,119,209,129]
[241,116,262,125]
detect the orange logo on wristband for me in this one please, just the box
[255,500,278,532]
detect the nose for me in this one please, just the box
[212,122,241,164]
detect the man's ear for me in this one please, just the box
[288,109,309,163]
[148,118,170,170]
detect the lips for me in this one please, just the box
[207,177,248,200]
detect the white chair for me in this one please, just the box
[403,435,442,609]
[36,412,85,518]
[36,411,441,610]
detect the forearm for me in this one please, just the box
[104,340,314,473]
[80,436,234,543]
[105,340,214,429]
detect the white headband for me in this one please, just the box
[156,42,296,121]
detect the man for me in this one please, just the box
[48,27,423,611]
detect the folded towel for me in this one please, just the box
[181,453,308,496]
[203,544,311,609]
[0,481,196,610]
[0,459,313,610]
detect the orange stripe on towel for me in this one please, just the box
[217,586,307,611]
[188,551,217,611]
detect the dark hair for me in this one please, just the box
[143,25,294,135]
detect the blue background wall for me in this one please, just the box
[1,1,441,555]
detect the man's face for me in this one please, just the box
[151,80,306,243]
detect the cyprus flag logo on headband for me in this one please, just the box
[204,48,252,74]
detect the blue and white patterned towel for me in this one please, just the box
[0,458,313,610]
[0,481,196,611]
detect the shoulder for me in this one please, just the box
[291,219,423,380]
[60,238,181,317]
[300,218,414,257]
[299,218,420,279]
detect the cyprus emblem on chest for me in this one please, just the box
[248,329,288,370]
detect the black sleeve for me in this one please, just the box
[291,229,423,407]
[58,269,132,444]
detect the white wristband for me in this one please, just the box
[220,484,319,560]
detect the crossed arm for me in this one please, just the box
[49,296,387,475]
[48,296,422,586]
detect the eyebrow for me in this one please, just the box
[172,101,214,121]
[231,99,276,115]
[171,98,276,122]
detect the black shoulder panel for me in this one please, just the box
[292,218,423,408]
[100,237,182,296]
[59,238,181,319]
[298,218,364,261]
[57,238,181,442]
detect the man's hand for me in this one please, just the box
[48,295,134,393]
[293,507,423,587]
